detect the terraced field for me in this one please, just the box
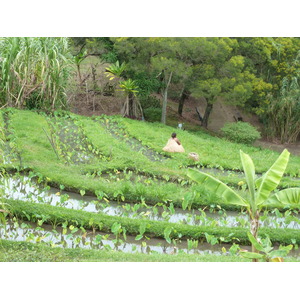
[1,108,300,261]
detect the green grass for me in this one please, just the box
[1,107,300,261]
[1,239,300,262]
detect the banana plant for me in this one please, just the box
[240,232,293,262]
[187,149,300,256]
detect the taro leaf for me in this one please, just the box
[111,222,121,234]
[187,168,247,207]
[135,234,143,241]
[163,226,173,244]
[204,233,219,245]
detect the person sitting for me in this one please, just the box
[162,133,185,153]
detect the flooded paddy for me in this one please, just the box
[0,219,241,255]
[3,175,300,230]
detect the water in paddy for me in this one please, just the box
[0,220,241,256]
[3,175,300,230]
[1,220,300,258]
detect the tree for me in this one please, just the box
[112,37,192,124]
[187,149,300,259]
[189,38,256,128]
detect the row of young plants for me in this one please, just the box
[95,115,170,162]
[0,198,297,261]
[3,171,300,232]
[5,198,300,247]
[43,111,108,165]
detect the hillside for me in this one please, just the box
[1,108,300,262]
[66,56,300,156]
[68,88,300,156]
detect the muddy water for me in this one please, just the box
[3,176,300,230]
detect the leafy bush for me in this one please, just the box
[139,95,161,110]
[128,72,162,96]
[221,122,261,144]
[101,51,118,63]
[143,107,162,122]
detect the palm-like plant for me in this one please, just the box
[187,149,300,256]
[119,79,143,119]
[104,61,143,119]
[105,61,126,79]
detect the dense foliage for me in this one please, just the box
[1,37,300,142]
[0,37,72,110]
[221,122,261,144]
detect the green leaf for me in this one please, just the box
[256,149,290,206]
[187,168,248,207]
[269,246,293,259]
[135,234,143,241]
[139,223,146,235]
[163,226,173,244]
[111,222,121,234]
[247,232,265,252]
[239,251,264,259]
[267,188,300,206]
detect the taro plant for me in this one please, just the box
[187,149,300,260]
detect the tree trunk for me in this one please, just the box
[77,64,82,83]
[128,92,134,118]
[161,71,173,124]
[201,100,213,128]
[250,211,260,262]
[178,89,190,116]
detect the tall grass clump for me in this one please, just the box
[0,37,72,110]
[264,77,300,143]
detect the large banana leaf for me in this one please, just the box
[240,150,256,212]
[187,168,248,207]
[256,149,290,206]
[267,188,300,206]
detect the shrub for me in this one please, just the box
[141,96,161,109]
[143,107,162,122]
[221,122,261,144]
[129,72,162,96]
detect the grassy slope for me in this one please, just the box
[1,108,300,261]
